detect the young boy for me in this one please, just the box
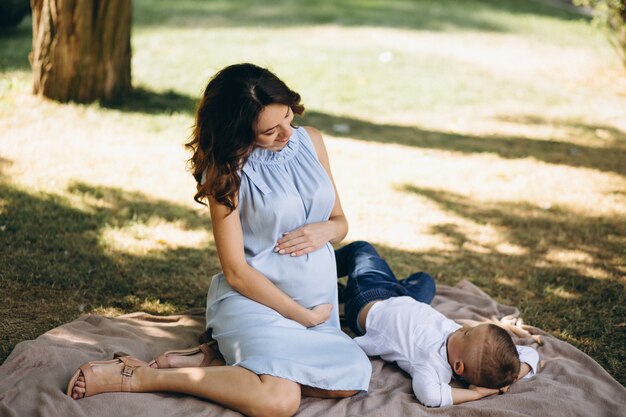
[335,241,539,408]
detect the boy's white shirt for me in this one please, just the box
[354,297,539,408]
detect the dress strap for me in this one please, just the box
[241,165,272,195]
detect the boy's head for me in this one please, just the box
[447,323,520,389]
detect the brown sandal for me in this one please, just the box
[149,341,217,369]
[66,356,148,398]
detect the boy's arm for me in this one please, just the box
[411,371,499,406]
[516,346,540,380]
[451,386,500,405]
[411,368,453,408]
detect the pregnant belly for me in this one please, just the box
[249,243,337,308]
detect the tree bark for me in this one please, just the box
[30,0,132,103]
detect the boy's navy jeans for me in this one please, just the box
[335,241,436,335]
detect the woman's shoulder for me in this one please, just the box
[301,126,323,144]
[299,126,327,159]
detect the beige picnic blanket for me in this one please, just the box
[1,280,624,417]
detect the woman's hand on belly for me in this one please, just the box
[275,221,335,257]
[295,303,333,328]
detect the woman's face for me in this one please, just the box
[254,103,294,151]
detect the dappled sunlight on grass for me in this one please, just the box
[132,0,585,34]
[327,133,624,265]
[539,249,611,280]
[100,220,211,256]
[536,259,611,281]
[66,182,210,232]
[137,298,178,314]
[91,306,126,317]
[543,285,581,300]
[494,242,527,256]
[495,277,530,293]
[307,113,626,177]
[94,295,181,315]
[398,185,624,281]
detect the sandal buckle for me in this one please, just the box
[122,365,134,377]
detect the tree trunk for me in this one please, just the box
[30,0,132,103]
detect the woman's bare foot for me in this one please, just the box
[70,372,87,399]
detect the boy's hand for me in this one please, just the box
[468,385,501,398]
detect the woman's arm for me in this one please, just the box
[209,195,331,327]
[275,127,348,256]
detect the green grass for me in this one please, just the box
[1,0,625,386]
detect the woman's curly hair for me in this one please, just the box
[186,63,304,212]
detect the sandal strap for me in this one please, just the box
[80,362,98,397]
[121,366,134,392]
[154,341,217,369]
[154,354,170,369]
[119,357,145,392]
[80,357,146,396]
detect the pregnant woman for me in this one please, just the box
[67,63,371,417]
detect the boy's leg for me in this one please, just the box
[335,240,380,278]
[335,241,407,335]
[399,272,436,305]
[337,241,436,302]
[335,241,402,292]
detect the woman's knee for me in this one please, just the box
[255,376,301,417]
[257,396,300,417]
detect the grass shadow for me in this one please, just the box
[0,179,218,363]
[0,17,31,72]
[102,86,198,115]
[300,111,626,176]
[497,114,626,146]
[133,0,585,32]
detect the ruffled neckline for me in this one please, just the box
[247,128,300,164]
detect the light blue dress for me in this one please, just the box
[205,126,371,391]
